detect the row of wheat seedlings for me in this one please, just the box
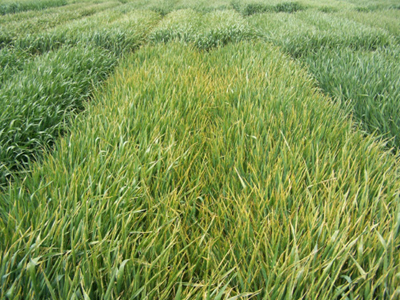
[303,47,400,150]
[249,10,400,150]
[13,8,160,54]
[0,2,127,84]
[148,9,254,50]
[0,0,102,25]
[119,0,305,15]
[115,0,231,15]
[0,1,121,47]
[0,46,117,187]
[0,0,67,15]
[294,0,352,12]
[305,0,400,11]
[9,7,129,53]
[0,10,161,187]
[81,0,398,16]
[231,0,400,15]
[231,0,306,16]
[175,0,232,12]
[0,5,159,79]
[250,11,392,57]
[352,1,400,12]
[0,6,160,83]
[126,0,181,15]
[1,42,399,299]
[333,9,400,42]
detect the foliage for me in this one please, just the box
[148,9,254,50]
[1,42,399,299]
[0,1,121,48]
[0,47,31,84]
[0,2,400,298]
[249,10,399,150]
[232,1,306,16]
[304,47,400,149]
[14,9,160,54]
[0,46,117,185]
[0,0,67,15]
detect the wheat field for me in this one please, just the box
[0,0,399,299]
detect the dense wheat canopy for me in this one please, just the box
[0,0,399,299]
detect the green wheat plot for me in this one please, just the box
[0,0,399,299]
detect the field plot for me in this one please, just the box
[0,0,399,299]
[0,1,121,47]
[0,0,66,15]
[148,9,253,50]
[0,5,160,185]
[249,9,400,149]
[334,10,400,39]
[1,41,399,299]
[12,7,160,54]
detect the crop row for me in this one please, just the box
[107,0,400,15]
[248,10,400,149]
[1,42,398,299]
[250,11,392,56]
[146,7,400,149]
[334,9,400,41]
[2,3,400,187]
[232,1,306,16]
[0,0,66,15]
[0,10,161,186]
[0,0,109,24]
[0,46,117,185]
[11,7,157,53]
[0,2,128,85]
[304,47,400,149]
[0,1,121,47]
[148,9,253,50]
[0,6,159,81]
